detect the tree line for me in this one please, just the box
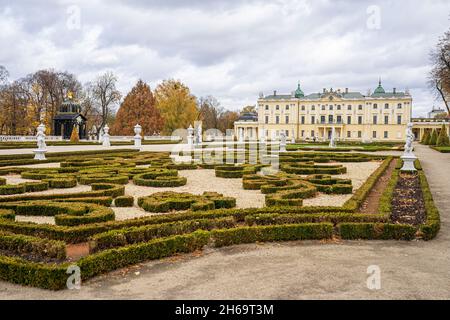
[0,67,240,137]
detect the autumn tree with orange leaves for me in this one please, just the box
[111,80,163,136]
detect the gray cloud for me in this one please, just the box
[0,0,449,116]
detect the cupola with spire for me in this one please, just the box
[373,78,385,94]
[294,82,304,98]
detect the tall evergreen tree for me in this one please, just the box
[111,80,163,135]
[436,124,450,146]
[429,129,438,145]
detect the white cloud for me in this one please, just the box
[0,0,449,116]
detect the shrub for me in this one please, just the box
[0,231,66,260]
[70,126,80,143]
[133,169,186,187]
[420,131,429,144]
[0,184,26,195]
[114,196,134,207]
[44,178,77,189]
[423,131,431,145]
[0,177,5,186]
[138,191,236,213]
[90,217,235,252]
[339,223,416,240]
[78,231,209,280]
[436,124,450,147]
[211,223,333,247]
[429,129,438,145]
[22,181,49,192]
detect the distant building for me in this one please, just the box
[411,107,449,141]
[428,106,447,118]
[53,93,87,140]
[234,80,413,142]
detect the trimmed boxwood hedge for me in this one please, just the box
[339,223,416,240]
[211,223,333,247]
[89,217,236,252]
[138,191,236,213]
[0,184,26,195]
[114,195,134,207]
[78,230,210,281]
[0,231,66,260]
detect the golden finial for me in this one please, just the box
[67,91,73,100]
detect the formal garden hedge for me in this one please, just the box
[0,150,441,290]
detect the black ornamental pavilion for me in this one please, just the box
[53,93,87,140]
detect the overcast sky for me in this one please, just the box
[0,0,449,116]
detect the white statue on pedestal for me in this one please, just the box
[291,129,295,143]
[134,124,142,150]
[33,123,47,160]
[329,127,337,148]
[400,122,417,171]
[280,131,287,152]
[102,124,110,147]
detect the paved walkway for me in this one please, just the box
[0,144,449,299]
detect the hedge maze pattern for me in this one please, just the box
[0,149,440,290]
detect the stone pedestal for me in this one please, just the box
[400,154,417,171]
[280,133,287,152]
[33,149,47,160]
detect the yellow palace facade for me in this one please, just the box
[234,81,413,142]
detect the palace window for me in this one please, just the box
[276,105,280,110]
[358,116,363,124]
[301,116,305,124]
[397,103,402,109]
[311,130,315,137]
[384,115,389,124]
[384,131,388,139]
[347,105,352,111]
[385,103,389,109]
[328,115,333,123]
[311,105,316,111]
[286,105,290,110]
[320,116,326,123]
[358,105,363,110]
[322,105,326,110]
[276,116,279,124]
[286,116,289,124]
[337,105,341,110]
[311,116,315,124]
[397,115,402,124]
[329,105,333,111]
[373,115,377,124]
[347,131,351,138]
[373,131,377,138]
[301,105,305,111]
[265,116,269,124]
[265,105,269,111]
[373,103,378,109]
[358,131,362,138]
[337,115,342,123]
[347,116,351,124]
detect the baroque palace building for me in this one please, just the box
[234,80,414,142]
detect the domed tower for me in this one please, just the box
[373,78,386,95]
[294,82,304,98]
[53,92,87,140]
